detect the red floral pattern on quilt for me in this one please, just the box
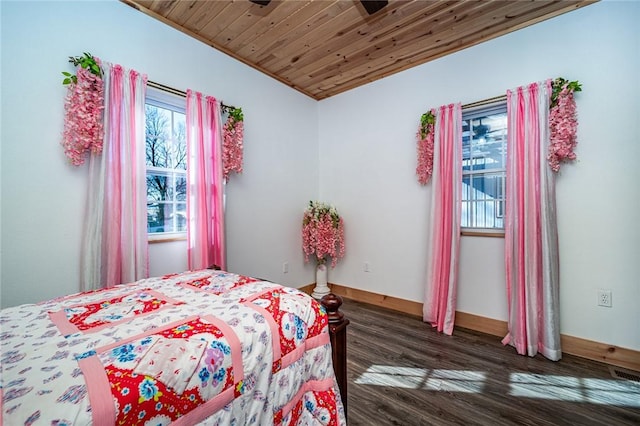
[307,299,328,339]
[107,366,205,426]
[64,290,168,331]
[312,387,340,426]
[252,289,328,370]
[106,318,235,425]
[277,388,340,426]
[180,273,259,294]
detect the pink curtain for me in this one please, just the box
[81,63,148,290]
[185,90,226,271]
[503,81,561,361]
[423,103,462,335]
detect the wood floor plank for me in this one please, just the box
[340,299,640,425]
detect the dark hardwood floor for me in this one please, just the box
[340,299,640,426]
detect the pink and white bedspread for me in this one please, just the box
[0,269,345,425]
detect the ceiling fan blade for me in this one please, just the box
[249,0,271,5]
[361,0,388,15]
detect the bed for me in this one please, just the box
[0,268,348,425]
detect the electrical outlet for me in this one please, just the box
[282,262,289,274]
[597,289,612,307]
[363,261,370,272]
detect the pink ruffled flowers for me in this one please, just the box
[222,109,244,181]
[416,110,435,185]
[548,78,581,172]
[62,57,104,166]
[302,201,345,268]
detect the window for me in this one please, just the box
[461,102,507,231]
[145,88,187,236]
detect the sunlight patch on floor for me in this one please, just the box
[354,365,486,393]
[509,373,640,407]
[353,365,640,407]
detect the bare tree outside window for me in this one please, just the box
[145,102,187,234]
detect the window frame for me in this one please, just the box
[461,101,507,237]
[145,87,188,242]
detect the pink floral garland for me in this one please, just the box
[62,64,104,166]
[416,110,435,185]
[302,202,345,268]
[548,84,579,172]
[222,116,244,181]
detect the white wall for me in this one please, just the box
[318,1,640,350]
[0,0,319,307]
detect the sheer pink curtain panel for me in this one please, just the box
[81,63,149,290]
[185,90,226,271]
[503,80,561,361]
[423,103,462,335]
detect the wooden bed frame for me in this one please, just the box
[319,293,349,416]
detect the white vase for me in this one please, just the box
[312,263,330,300]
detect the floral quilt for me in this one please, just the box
[0,269,345,425]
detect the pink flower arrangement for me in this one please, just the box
[61,54,104,166]
[416,110,435,185]
[302,201,345,268]
[548,78,581,172]
[222,107,244,181]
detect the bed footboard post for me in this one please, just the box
[320,293,349,418]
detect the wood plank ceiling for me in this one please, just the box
[122,0,596,100]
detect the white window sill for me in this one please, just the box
[148,233,187,244]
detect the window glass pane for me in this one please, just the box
[159,203,176,233]
[145,92,188,235]
[175,176,187,201]
[482,138,504,170]
[484,113,507,170]
[462,175,471,199]
[146,201,187,234]
[469,118,483,172]
[479,201,491,228]
[462,119,471,168]
[176,203,187,232]
[472,175,486,200]
[461,200,470,228]
[147,203,165,233]
[461,102,507,230]
[475,200,486,227]
[173,113,187,170]
[159,172,186,201]
[147,173,168,201]
[479,173,501,200]
[165,173,177,200]
[145,105,171,168]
